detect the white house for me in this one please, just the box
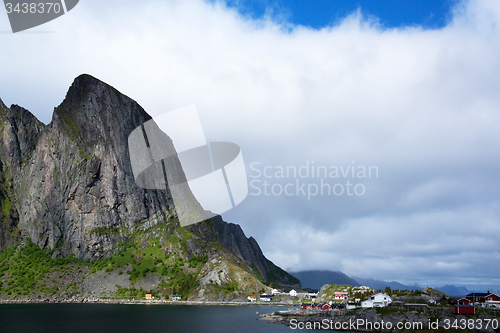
[289,289,298,297]
[272,288,282,296]
[485,301,500,308]
[335,292,349,300]
[361,293,392,308]
[305,292,318,300]
[260,294,272,302]
[346,302,357,310]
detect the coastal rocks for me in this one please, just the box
[262,306,500,332]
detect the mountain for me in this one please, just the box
[291,270,360,290]
[0,74,299,301]
[435,285,470,296]
[351,276,422,291]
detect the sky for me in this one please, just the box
[1,0,500,291]
[220,0,455,29]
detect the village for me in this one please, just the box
[255,285,500,331]
[253,284,500,319]
[127,282,500,318]
[247,285,385,310]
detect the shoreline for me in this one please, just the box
[258,308,500,332]
[0,298,294,307]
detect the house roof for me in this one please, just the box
[466,292,490,297]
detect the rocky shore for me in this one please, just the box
[0,297,291,306]
[259,308,500,332]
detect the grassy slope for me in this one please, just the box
[0,218,267,300]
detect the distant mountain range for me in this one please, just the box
[289,270,496,297]
[290,270,360,290]
[351,276,422,291]
[434,285,470,296]
[290,270,421,291]
[433,286,500,296]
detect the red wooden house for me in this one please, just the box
[456,298,471,305]
[465,292,500,304]
[455,305,475,315]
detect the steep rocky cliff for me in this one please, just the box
[202,216,300,286]
[0,75,299,300]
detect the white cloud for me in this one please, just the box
[1,0,500,289]
[264,202,500,287]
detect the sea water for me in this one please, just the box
[0,303,324,333]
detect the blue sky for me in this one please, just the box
[1,0,500,291]
[219,0,455,29]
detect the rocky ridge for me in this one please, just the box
[0,74,299,301]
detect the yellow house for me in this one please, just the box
[145,293,153,300]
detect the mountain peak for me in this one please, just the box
[52,73,151,148]
[0,74,299,300]
[58,73,122,112]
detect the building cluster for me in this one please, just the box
[454,292,500,315]
[299,292,393,311]
[360,292,393,308]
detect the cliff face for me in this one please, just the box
[0,100,44,251]
[0,75,175,261]
[0,75,299,291]
[205,216,300,287]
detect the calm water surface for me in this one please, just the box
[0,303,326,333]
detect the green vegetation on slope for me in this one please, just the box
[0,217,267,301]
[0,241,84,297]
